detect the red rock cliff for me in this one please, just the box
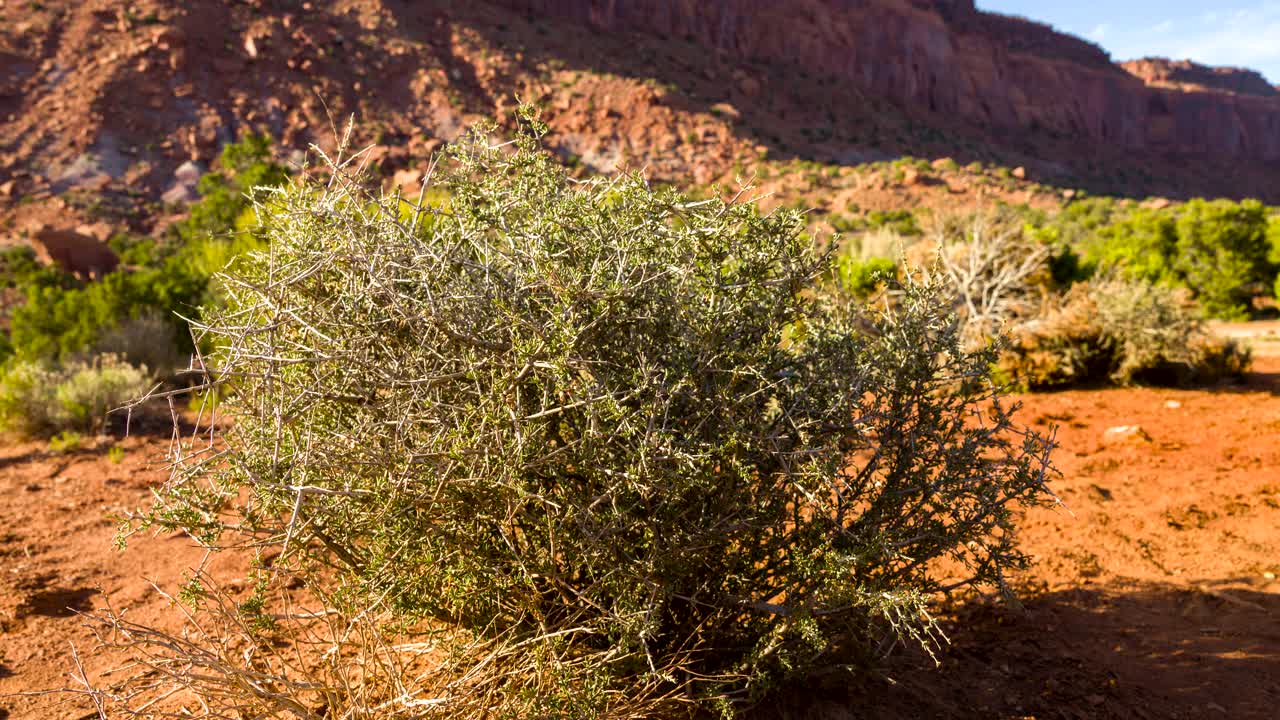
[1122,58,1278,98]
[498,0,1280,163]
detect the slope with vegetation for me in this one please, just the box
[4,0,1280,245]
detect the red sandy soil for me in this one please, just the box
[1,356,1278,719]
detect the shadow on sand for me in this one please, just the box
[754,581,1280,720]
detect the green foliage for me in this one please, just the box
[0,354,151,436]
[1079,207,1178,285]
[173,133,288,244]
[1043,197,1277,319]
[6,134,286,367]
[0,244,63,291]
[831,208,921,237]
[49,430,82,453]
[834,254,897,297]
[1172,199,1271,319]
[137,120,1055,718]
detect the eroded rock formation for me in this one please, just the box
[499,0,1280,163]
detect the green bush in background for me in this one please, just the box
[0,134,287,436]
[0,354,151,436]
[5,136,285,362]
[1044,197,1279,320]
[1172,199,1272,319]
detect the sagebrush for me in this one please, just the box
[116,117,1056,718]
[0,354,151,436]
[998,278,1251,388]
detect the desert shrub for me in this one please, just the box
[999,279,1250,389]
[8,267,192,364]
[122,118,1056,718]
[833,208,921,237]
[48,429,83,453]
[1172,198,1272,319]
[173,132,288,244]
[0,244,65,290]
[923,207,1054,346]
[1064,199,1274,319]
[91,310,187,376]
[834,254,896,297]
[1077,207,1177,285]
[0,354,151,436]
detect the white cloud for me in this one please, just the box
[1177,4,1280,74]
[1101,3,1280,81]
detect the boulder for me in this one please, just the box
[27,226,121,280]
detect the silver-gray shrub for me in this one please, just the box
[138,117,1056,717]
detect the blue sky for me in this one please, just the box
[977,1,1280,83]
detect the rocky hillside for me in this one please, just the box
[507,0,1280,168]
[2,0,1279,237]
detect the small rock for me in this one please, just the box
[1104,425,1152,443]
[1264,571,1276,580]
[1164,400,1182,409]
[734,71,761,97]
[174,160,203,186]
[392,168,422,193]
[931,157,955,171]
[1062,188,1077,200]
[901,168,921,186]
[710,102,740,121]
[0,179,13,196]
[27,226,120,279]
[161,184,197,204]
[243,33,259,59]
[1011,165,1027,179]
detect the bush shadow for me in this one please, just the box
[754,582,1280,720]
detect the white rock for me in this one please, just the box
[1103,425,1151,443]
[174,160,203,186]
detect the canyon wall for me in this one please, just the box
[1122,58,1278,98]
[499,0,1280,163]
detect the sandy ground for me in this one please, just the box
[1,354,1278,720]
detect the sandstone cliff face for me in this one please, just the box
[498,0,1280,164]
[1121,58,1278,98]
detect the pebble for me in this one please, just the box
[1104,425,1152,443]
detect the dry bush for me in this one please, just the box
[104,115,1056,718]
[921,208,1054,347]
[999,278,1251,388]
[91,309,187,379]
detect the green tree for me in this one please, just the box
[1079,207,1178,285]
[1173,198,1271,319]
